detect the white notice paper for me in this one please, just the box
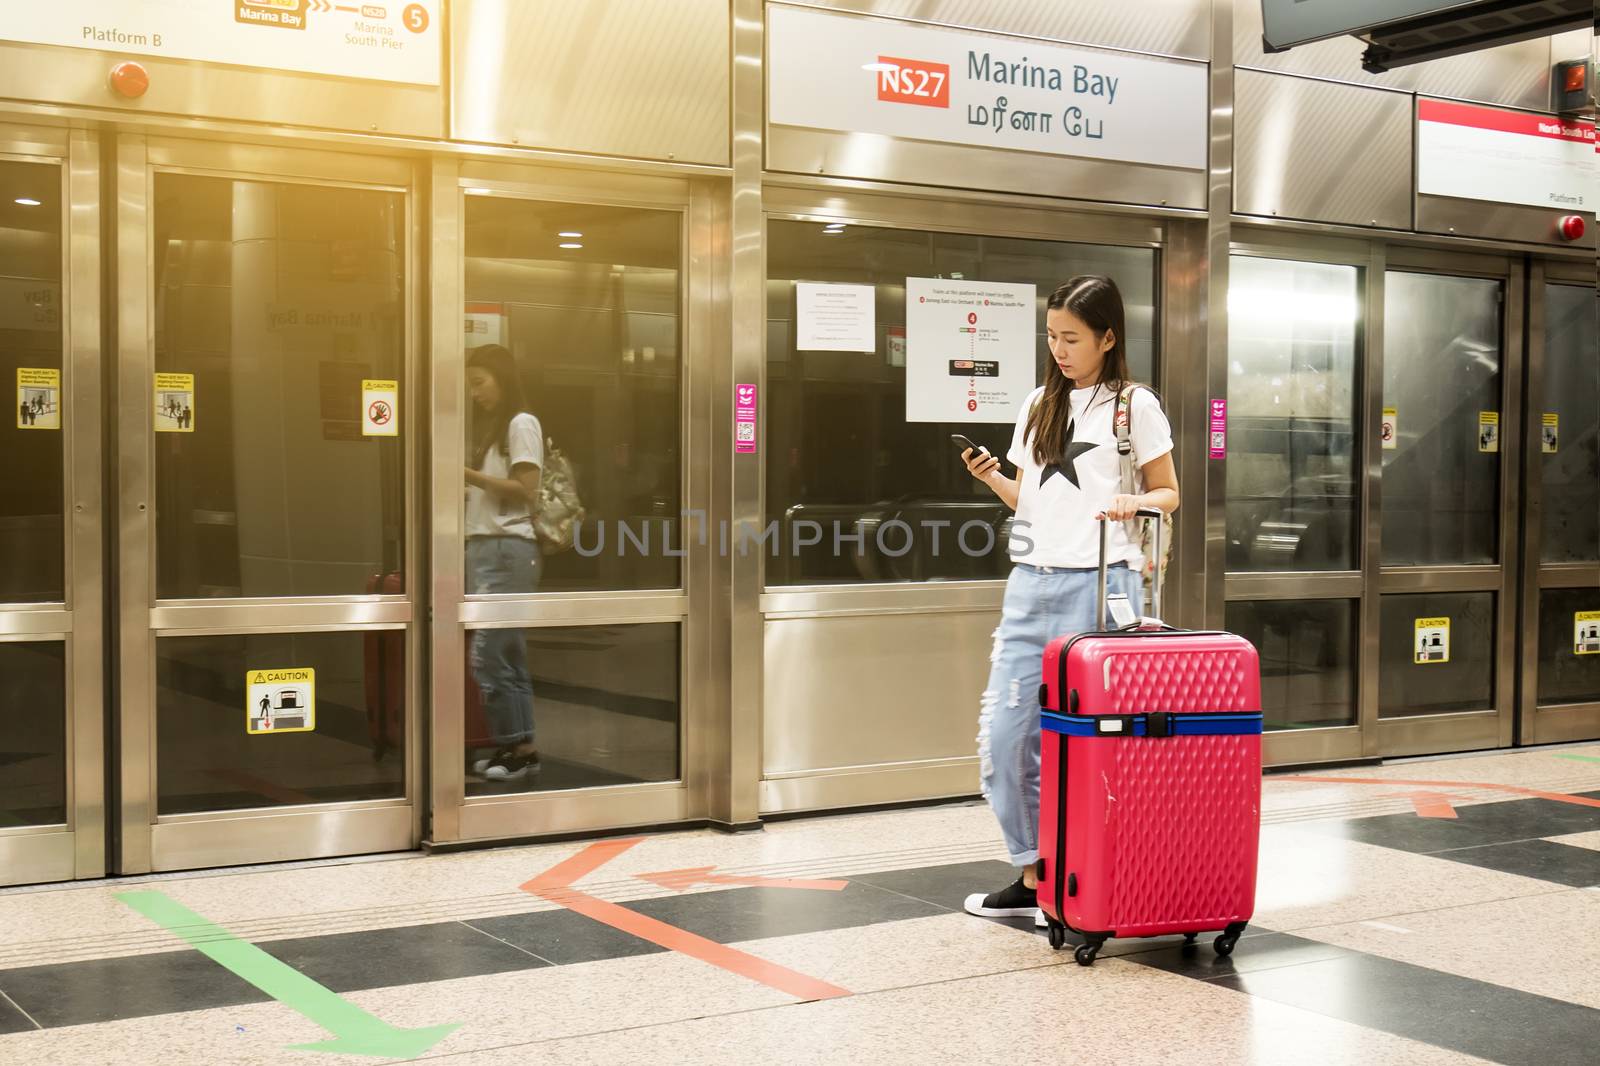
[796,283,877,352]
[905,278,1036,424]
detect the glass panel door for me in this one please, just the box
[0,127,103,887]
[118,140,416,873]
[1375,264,1515,755]
[1519,272,1600,746]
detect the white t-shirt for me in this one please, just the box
[466,412,544,539]
[1004,383,1173,569]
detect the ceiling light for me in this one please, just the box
[14,197,41,207]
[558,231,583,238]
[559,242,583,249]
[464,188,492,196]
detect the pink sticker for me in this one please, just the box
[1208,398,1227,460]
[735,383,758,454]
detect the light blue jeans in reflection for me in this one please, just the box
[978,561,1140,867]
[467,535,542,745]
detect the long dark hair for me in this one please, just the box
[1026,275,1132,467]
[467,344,529,469]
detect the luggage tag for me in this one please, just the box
[1106,592,1138,630]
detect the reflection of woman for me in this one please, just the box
[464,344,544,781]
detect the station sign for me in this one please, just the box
[2,1,441,86]
[768,3,1207,173]
[1418,99,1596,212]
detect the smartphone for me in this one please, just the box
[950,433,988,455]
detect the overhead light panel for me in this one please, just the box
[14,197,41,207]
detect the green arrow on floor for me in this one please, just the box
[117,890,460,1058]
[1555,753,1600,763]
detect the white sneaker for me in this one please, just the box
[961,876,1039,918]
[1035,909,1048,929]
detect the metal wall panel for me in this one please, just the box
[1234,70,1413,229]
[763,611,990,787]
[803,0,1212,60]
[1233,0,1553,111]
[451,0,730,165]
[0,42,441,138]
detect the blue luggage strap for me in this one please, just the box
[1041,710,1263,738]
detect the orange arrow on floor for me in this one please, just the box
[636,867,848,892]
[1381,790,1459,819]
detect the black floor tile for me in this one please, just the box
[1208,947,1600,1066]
[0,988,38,1034]
[625,881,945,944]
[1129,930,1348,979]
[0,950,266,1027]
[260,921,547,992]
[468,908,668,967]
[1428,839,1600,888]
[851,860,1017,912]
[1313,797,1600,855]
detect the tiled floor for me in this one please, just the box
[2,744,1598,1064]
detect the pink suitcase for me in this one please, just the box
[1036,512,1262,966]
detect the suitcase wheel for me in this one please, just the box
[1047,924,1066,951]
[1183,932,1198,947]
[1214,933,1239,957]
[1073,942,1098,966]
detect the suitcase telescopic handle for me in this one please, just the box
[1096,508,1164,628]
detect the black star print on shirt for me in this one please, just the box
[1040,418,1098,489]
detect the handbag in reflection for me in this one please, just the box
[533,437,586,554]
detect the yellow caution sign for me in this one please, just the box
[1477,412,1498,453]
[17,367,61,430]
[246,667,316,734]
[1577,611,1600,656]
[1381,407,1398,450]
[1542,413,1559,455]
[361,379,399,437]
[154,373,195,433]
[1414,617,1450,665]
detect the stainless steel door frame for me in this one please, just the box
[0,122,104,887]
[1372,248,1522,758]
[1517,259,1600,746]
[115,135,420,874]
[428,158,719,845]
[1224,230,1373,767]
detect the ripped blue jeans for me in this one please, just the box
[977,561,1140,867]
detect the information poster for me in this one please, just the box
[247,667,316,734]
[1576,612,1600,656]
[154,372,194,433]
[1418,99,1595,211]
[1,1,441,86]
[1477,411,1499,453]
[361,378,398,437]
[1414,617,1451,665]
[905,278,1035,424]
[17,368,60,430]
[796,283,876,352]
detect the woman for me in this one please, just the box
[464,343,544,781]
[959,276,1180,922]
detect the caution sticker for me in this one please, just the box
[1542,413,1559,454]
[1414,617,1450,665]
[246,668,316,734]
[17,368,61,430]
[361,379,398,437]
[1381,407,1398,450]
[155,373,195,433]
[1477,411,1498,453]
[1577,612,1600,656]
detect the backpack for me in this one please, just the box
[1114,384,1174,606]
[532,438,586,554]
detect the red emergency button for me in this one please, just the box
[1558,215,1586,241]
[109,62,149,99]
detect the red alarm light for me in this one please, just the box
[1558,215,1586,241]
[109,62,149,99]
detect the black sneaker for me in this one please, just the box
[484,750,542,781]
[963,876,1037,918]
